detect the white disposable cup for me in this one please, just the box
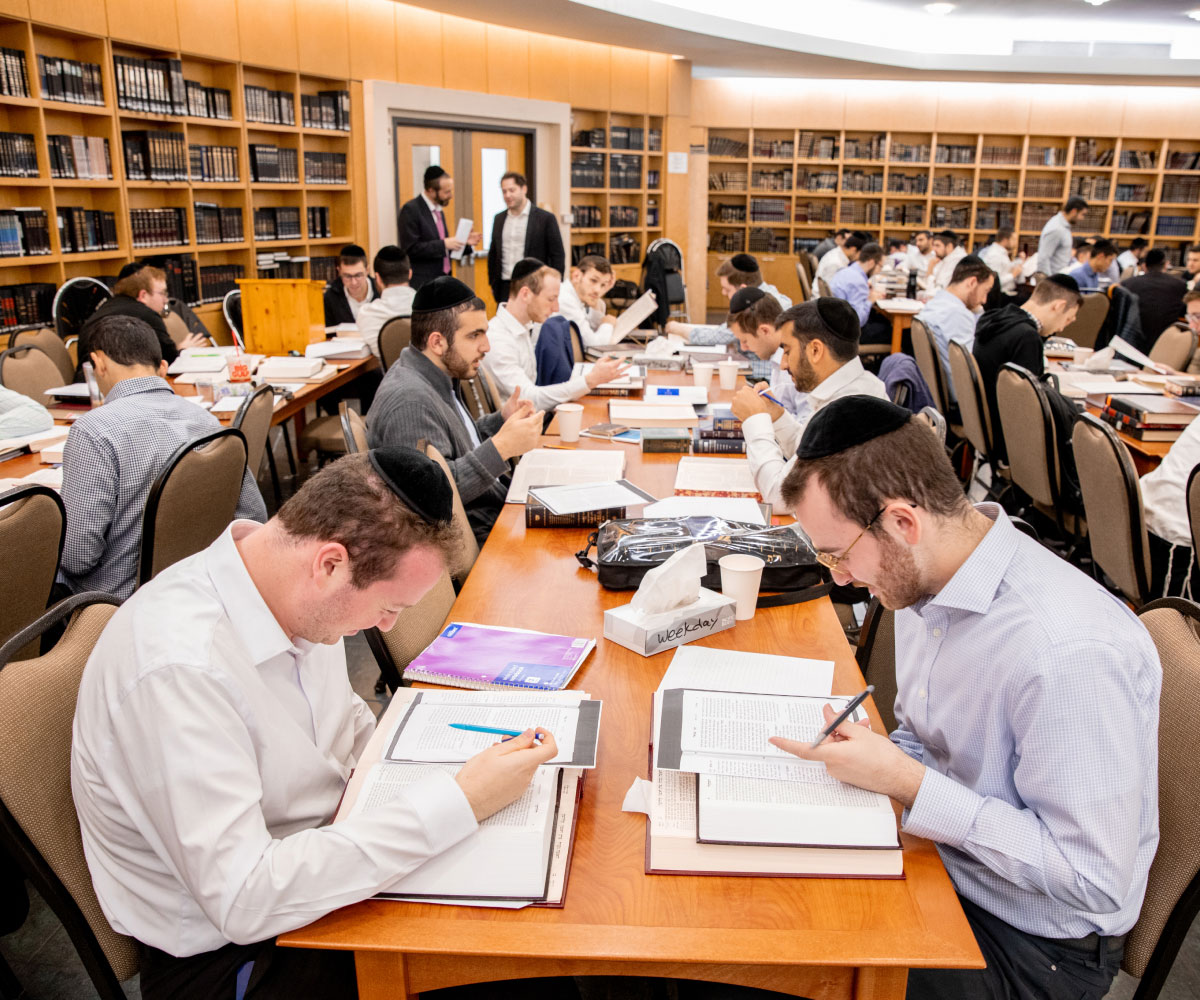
[719,553,766,621]
[718,360,740,390]
[556,403,584,442]
[693,362,715,389]
[1072,347,1093,365]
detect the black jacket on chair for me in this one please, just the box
[486,205,566,293]
[398,195,453,289]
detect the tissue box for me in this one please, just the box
[604,587,737,656]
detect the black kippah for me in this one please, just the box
[374,244,407,263]
[814,296,861,343]
[797,395,912,460]
[730,252,759,272]
[367,446,453,524]
[117,261,147,281]
[412,275,476,315]
[510,257,546,285]
[729,286,767,313]
[1044,273,1080,294]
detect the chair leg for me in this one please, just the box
[264,431,282,506]
[281,423,298,477]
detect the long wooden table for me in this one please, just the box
[276,375,983,999]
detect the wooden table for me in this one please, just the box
[873,302,919,355]
[277,375,983,999]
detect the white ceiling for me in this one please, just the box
[415,0,1200,80]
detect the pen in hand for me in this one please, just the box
[448,723,545,742]
[809,686,874,749]
[757,386,785,407]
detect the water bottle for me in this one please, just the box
[906,269,917,300]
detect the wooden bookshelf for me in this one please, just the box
[702,127,1200,309]
[569,107,665,280]
[0,13,354,343]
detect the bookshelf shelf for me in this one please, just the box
[0,177,48,187]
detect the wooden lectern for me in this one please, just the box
[237,279,326,355]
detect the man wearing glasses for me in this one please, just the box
[771,395,1161,1000]
[322,243,377,328]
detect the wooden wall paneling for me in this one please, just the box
[1121,89,1200,140]
[0,0,29,19]
[349,78,368,243]
[1027,90,1108,137]
[236,0,298,71]
[29,0,106,36]
[609,46,648,114]
[440,13,486,95]
[666,57,689,118]
[664,113,689,255]
[691,78,748,129]
[568,39,610,108]
[393,4,443,88]
[526,30,569,103]
[106,0,178,50]
[850,91,936,132]
[485,24,528,99]
[346,0,396,82]
[686,124,709,322]
[177,0,239,61]
[295,0,349,78]
[647,55,667,116]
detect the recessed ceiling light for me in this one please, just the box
[1082,0,1112,7]
[924,3,956,14]
[671,54,686,60]
[1189,9,1200,20]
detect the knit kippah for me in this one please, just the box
[367,447,453,524]
[729,286,767,313]
[814,296,862,344]
[411,276,476,315]
[1044,273,1081,294]
[510,257,546,284]
[730,252,759,272]
[796,395,912,460]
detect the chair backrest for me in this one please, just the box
[816,276,832,297]
[910,318,949,415]
[11,328,75,384]
[231,384,275,477]
[222,289,243,348]
[1060,291,1110,350]
[476,365,501,416]
[1071,413,1150,606]
[139,428,248,585]
[0,593,137,992]
[51,277,110,344]
[0,485,65,660]
[854,599,897,733]
[365,569,456,691]
[569,324,585,363]
[0,344,63,403]
[161,308,192,347]
[423,444,480,581]
[1188,465,1200,559]
[1148,323,1197,373]
[339,400,368,453]
[1124,597,1200,989]
[378,316,411,371]
[948,339,994,460]
[916,406,947,444]
[794,261,812,302]
[995,363,1060,508]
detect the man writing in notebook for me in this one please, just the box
[73,449,558,1000]
[771,395,1160,1000]
[725,286,805,415]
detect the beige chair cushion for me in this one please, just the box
[1147,324,1197,373]
[910,318,948,415]
[0,487,63,659]
[1124,605,1200,978]
[996,367,1057,507]
[232,385,275,476]
[162,309,193,347]
[376,569,456,675]
[0,345,61,403]
[1060,292,1110,350]
[857,602,897,734]
[424,444,480,581]
[1188,468,1200,556]
[378,316,412,371]
[340,402,369,454]
[0,601,138,980]
[299,414,348,454]
[13,328,75,384]
[948,340,991,458]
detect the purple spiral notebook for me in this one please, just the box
[402,622,597,690]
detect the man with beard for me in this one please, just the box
[728,297,887,506]
[367,276,546,543]
[771,395,1160,1000]
[398,165,481,289]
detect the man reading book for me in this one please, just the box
[72,449,558,1000]
[771,395,1161,1000]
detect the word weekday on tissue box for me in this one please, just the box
[601,543,736,656]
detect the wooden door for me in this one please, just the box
[469,131,526,313]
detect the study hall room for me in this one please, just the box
[1,1,1200,999]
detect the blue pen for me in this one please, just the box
[757,387,785,407]
[448,723,543,742]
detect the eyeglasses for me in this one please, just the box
[809,503,916,573]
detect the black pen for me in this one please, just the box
[809,686,875,749]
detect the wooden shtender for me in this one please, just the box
[237,279,327,355]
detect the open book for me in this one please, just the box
[588,290,658,346]
[505,448,626,503]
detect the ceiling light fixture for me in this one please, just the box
[671,54,686,60]
[923,3,956,14]
[1082,0,1111,7]
[1189,9,1200,20]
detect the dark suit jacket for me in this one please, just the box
[398,195,451,289]
[77,294,178,380]
[322,279,377,327]
[487,205,566,290]
[1122,271,1187,347]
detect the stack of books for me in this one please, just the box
[130,207,189,249]
[47,135,111,180]
[0,48,29,98]
[1,208,52,256]
[1099,393,1200,442]
[693,407,745,454]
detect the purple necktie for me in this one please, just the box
[434,208,450,273]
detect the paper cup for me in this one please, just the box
[1072,347,1093,365]
[556,403,584,442]
[718,360,740,390]
[719,553,765,621]
[693,362,715,389]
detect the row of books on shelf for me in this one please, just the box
[0,282,54,331]
[748,228,789,252]
[187,81,233,121]
[37,56,104,106]
[571,153,604,188]
[190,144,239,183]
[610,154,643,189]
[257,252,307,279]
[610,127,645,150]
[307,206,331,239]
[244,85,295,126]
[299,91,350,131]
[1167,151,1200,171]
[123,130,188,182]
[194,203,244,244]
[113,55,186,117]
[253,206,302,241]
[570,241,606,265]
[981,145,1022,164]
[0,209,52,258]
[571,205,603,228]
[156,256,199,304]
[303,151,347,184]
[798,132,838,159]
[197,263,244,304]
[48,134,112,180]
[1,48,29,98]
[935,144,976,164]
[59,207,118,253]
[1120,150,1157,169]
[130,207,188,248]
[1163,178,1200,203]
[751,169,792,191]
[609,205,640,227]
[843,134,885,160]
[708,136,748,158]
[0,133,37,179]
[249,145,299,183]
[752,138,793,159]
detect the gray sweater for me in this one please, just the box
[366,346,509,541]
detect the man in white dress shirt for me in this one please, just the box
[728,297,888,506]
[905,230,935,276]
[923,231,967,292]
[978,227,1023,296]
[72,449,559,998]
[556,254,619,349]
[354,245,415,363]
[814,234,864,292]
[726,286,805,417]
[483,261,625,410]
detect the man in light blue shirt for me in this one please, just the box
[726,286,806,417]
[828,242,884,327]
[664,252,791,347]
[1037,196,1088,277]
[917,254,993,402]
[0,383,53,438]
[1069,238,1118,292]
[775,395,1160,1000]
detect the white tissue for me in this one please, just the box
[629,542,706,617]
[641,336,681,358]
[621,777,653,815]
[1083,346,1116,371]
